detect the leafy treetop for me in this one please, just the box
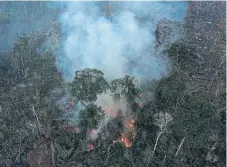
[69,68,109,104]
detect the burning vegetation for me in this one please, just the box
[87,102,137,149]
[61,72,145,150]
[0,2,225,167]
[119,118,136,148]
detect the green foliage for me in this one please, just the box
[0,52,11,95]
[156,73,186,111]
[172,92,220,148]
[69,68,109,103]
[150,41,225,166]
[12,36,62,97]
[167,42,198,70]
[0,34,64,166]
[79,104,103,130]
[0,33,224,167]
[55,132,80,166]
[110,75,140,103]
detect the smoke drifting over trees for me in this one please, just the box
[0,1,225,167]
[59,2,187,81]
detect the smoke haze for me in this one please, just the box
[0,2,59,51]
[58,2,188,140]
[0,1,188,140]
[59,1,188,81]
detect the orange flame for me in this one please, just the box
[119,119,136,148]
[103,104,136,148]
[88,143,94,151]
[120,134,132,148]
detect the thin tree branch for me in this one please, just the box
[31,105,41,128]
[146,131,163,167]
[31,105,41,138]
[175,136,186,157]
[50,138,56,167]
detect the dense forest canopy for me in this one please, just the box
[0,1,226,167]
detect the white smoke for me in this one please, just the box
[90,91,128,140]
[59,2,187,81]
[59,1,188,139]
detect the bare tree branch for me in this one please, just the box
[51,139,56,167]
[146,131,164,167]
[175,136,186,157]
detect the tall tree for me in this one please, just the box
[69,68,109,105]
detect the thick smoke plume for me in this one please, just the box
[59,2,187,140]
[59,1,187,81]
